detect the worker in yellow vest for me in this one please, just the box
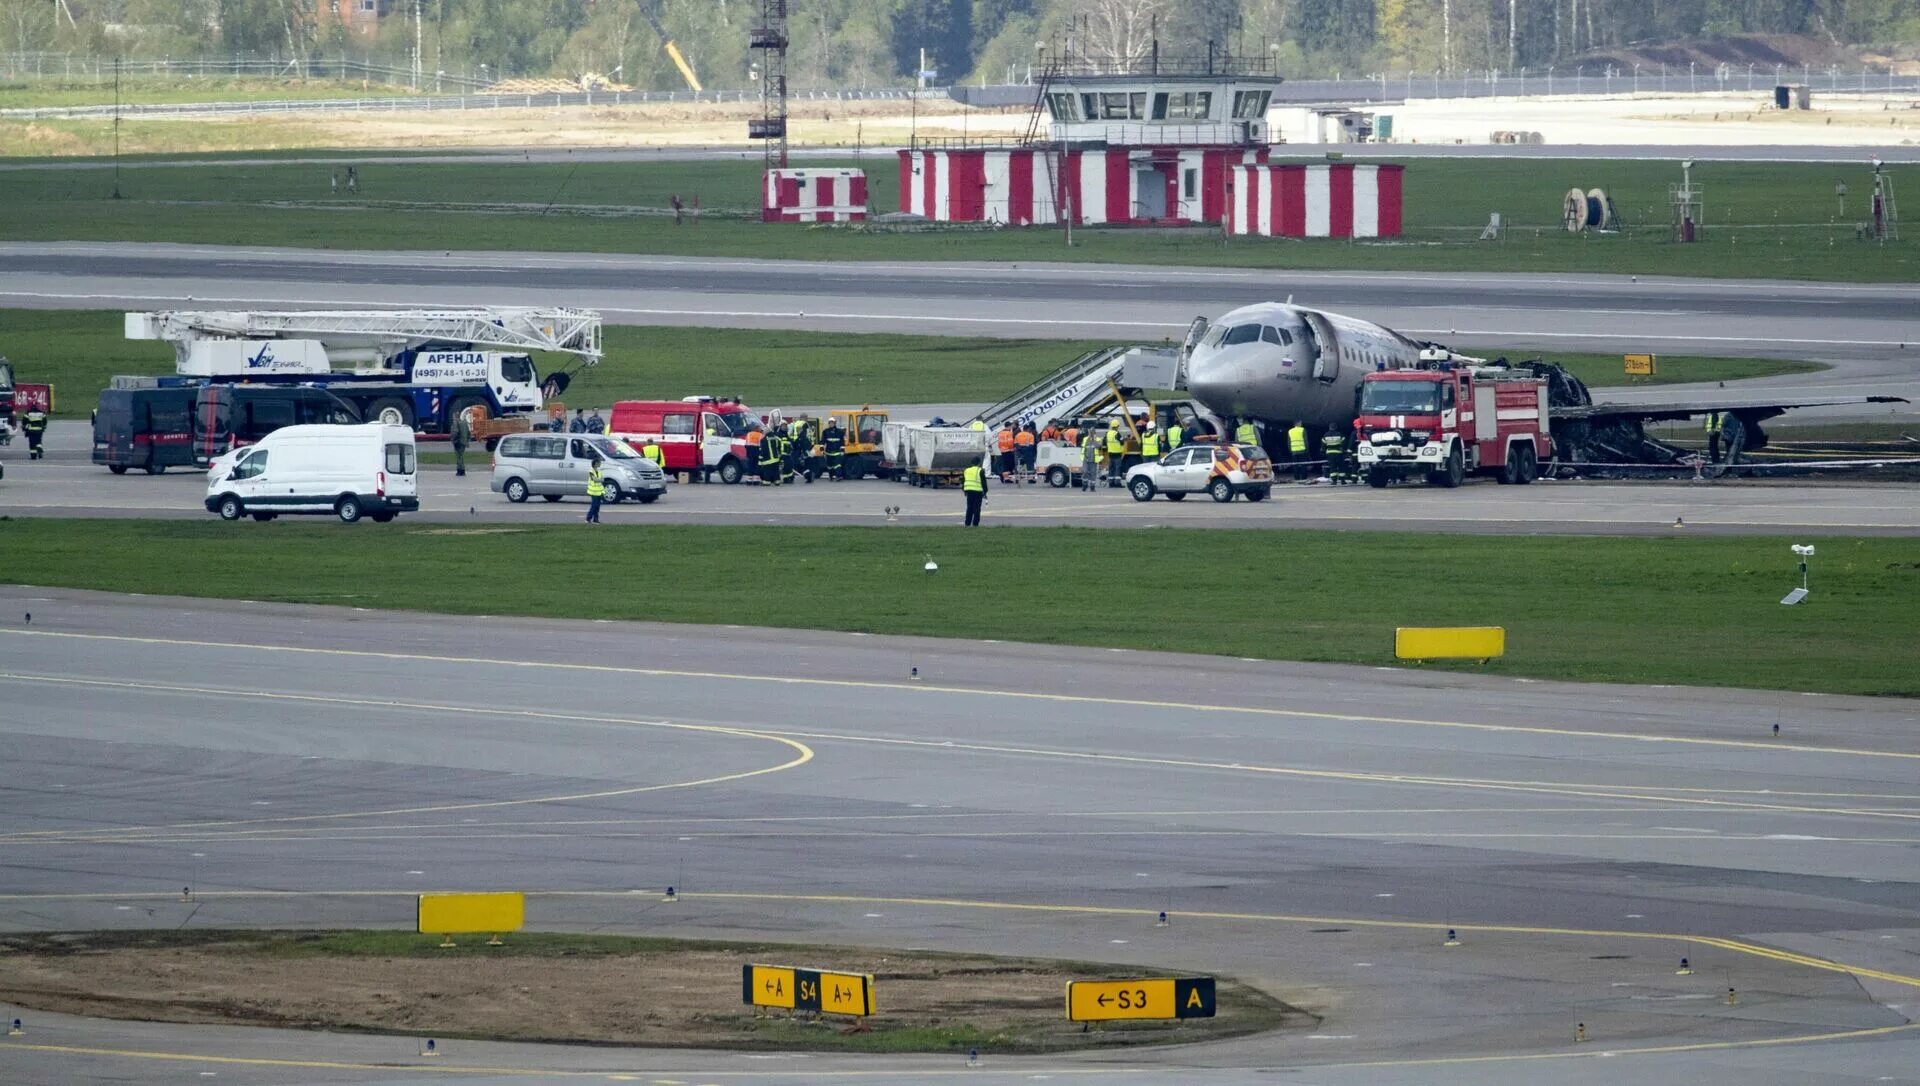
[1704,411,1723,463]
[1287,421,1310,480]
[1167,422,1183,450]
[1234,419,1259,446]
[584,459,606,523]
[1140,425,1161,461]
[1104,424,1127,486]
[641,441,664,467]
[961,462,988,526]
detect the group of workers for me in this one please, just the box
[747,415,852,485]
[984,414,1360,488]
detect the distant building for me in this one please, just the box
[899,46,1404,236]
[316,0,393,35]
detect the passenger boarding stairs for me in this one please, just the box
[970,345,1138,428]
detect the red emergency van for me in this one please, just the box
[606,398,764,483]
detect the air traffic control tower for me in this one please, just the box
[901,44,1285,226]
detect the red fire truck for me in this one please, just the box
[605,397,764,483]
[1354,363,1551,488]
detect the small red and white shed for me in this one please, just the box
[762,168,868,223]
[1227,163,1404,238]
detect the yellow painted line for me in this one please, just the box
[4,628,1914,761]
[0,674,811,840]
[4,886,1917,992]
[10,829,1920,849]
[0,673,1909,851]
[660,890,1920,990]
[719,724,1920,823]
[1305,1021,1920,1070]
[1,1014,1914,1080]
[0,1041,1152,1077]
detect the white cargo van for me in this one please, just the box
[203,423,419,523]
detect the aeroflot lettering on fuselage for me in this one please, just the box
[410,352,490,384]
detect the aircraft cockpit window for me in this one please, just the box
[1203,326,1228,347]
[1220,325,1263,346]
[1260,326,1292,346]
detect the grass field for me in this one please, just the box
[3,520,1912,695]
[0,929,1292,1053]
[0,309,1821,420]
[0,155,1911,281]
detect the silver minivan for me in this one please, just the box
[491,434,666,504]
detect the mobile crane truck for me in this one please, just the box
[121,307,602,435]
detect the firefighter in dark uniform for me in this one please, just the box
[21,406,49,460]
[1322,425,1352,484]
[757,428,782,485]
[780,424,799,485]
[822,417,846,480]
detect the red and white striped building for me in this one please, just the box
[762,168,868,223]
[888,58,1403,235]
[899,147,1270,226]
[1227,163,1405,238]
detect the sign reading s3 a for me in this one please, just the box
[410,351,490,385]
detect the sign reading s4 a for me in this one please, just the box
[742,964,874,1016]
[1066,977,1215,1022]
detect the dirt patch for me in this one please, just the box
[0,931,1308,1054]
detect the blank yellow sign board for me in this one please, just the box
[1624,353,1657,376]
[416,892,525,935]
[1395,627,1506,660]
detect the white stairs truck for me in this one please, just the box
[969,344,1179,429]
[124,308,602,433]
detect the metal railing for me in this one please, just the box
[2,85,925,121]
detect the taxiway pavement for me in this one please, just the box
[6,423,1918,534]
[0,589,1916,1083]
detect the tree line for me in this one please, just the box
[5,1,1915,91]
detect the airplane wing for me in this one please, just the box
[1557,394,1909,424]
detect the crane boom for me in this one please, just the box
[127,307,602,362]
[642,4,703,92]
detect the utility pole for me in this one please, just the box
[1508,0,1517,72]
[1443,0,1452,77]
[414,0,424,90]
[111,57,123,200]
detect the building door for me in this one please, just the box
[1134,169,1167,219]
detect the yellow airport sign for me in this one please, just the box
[415,892,525,939]
[1066,977,1215,1022]
[1624,353,1657,376]
[742,964,874,1016]
[1395,626,1506,661]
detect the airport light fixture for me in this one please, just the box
[1782,544,1814,605]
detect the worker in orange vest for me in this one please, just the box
[995,421,1017,481]
[1040,420,1061,443]
[1014,423,1037,479]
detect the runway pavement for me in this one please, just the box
[6,423,1918,534]
[0,588,1917,1084]
[4,241,1917,422]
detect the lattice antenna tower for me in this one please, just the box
[1871,158,1899,242]
[748,0,790,169]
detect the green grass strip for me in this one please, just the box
[4,520,1913,696]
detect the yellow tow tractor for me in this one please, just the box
[828,407,889,479]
